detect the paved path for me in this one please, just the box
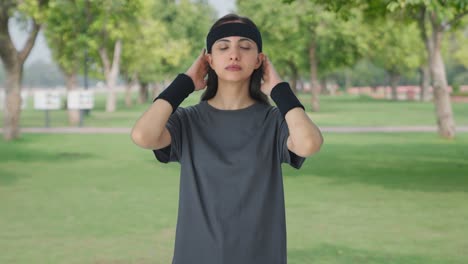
[1,126,468,134]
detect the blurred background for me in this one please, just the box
[1,0,467,263]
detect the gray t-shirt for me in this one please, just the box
[153,100,306,264]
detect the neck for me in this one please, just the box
[208,79,256,110]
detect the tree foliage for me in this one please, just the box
[367,19,423,76]
[44,0,87,76]
[238,0,368,80]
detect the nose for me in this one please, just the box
[229,48,240,61]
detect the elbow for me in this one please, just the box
[131,127,155,149]
[296,135,323,157]
[131,128,146,148]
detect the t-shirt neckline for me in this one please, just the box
[201,100,262,113]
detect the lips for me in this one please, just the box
[225,64,242,71]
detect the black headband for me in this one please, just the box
[206,22,262,53]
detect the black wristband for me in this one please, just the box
[270,82,305,117]
[154,73,195,113]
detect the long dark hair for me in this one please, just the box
[200,14,270,105]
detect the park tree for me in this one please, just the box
[80,0,142,113]
[157,0,216,76]
[367,19,423,100]
[0,0,49,140]
[45,0,146,111]
[295,0,468,138]
[437,25,468,94]
[452,32,468,69]
[164,0,216,66]
[120,0,215,105]
[239,0,367,111]
[119,0,191,105]
[348,0,468,137]
[44,0,88,125]
[238,0,308,93]
[390,0,468,138]
[347,59,387,88]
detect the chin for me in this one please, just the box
[217,72,251,83]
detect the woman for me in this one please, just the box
[131,13,323,264]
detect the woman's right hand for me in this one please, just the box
[185,48,209,91]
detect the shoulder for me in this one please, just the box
[263,104,283,121]
[266,105,281,116]
[172,102,205,119]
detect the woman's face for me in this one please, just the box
[207,36,264,83]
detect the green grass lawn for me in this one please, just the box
[1,133,467,263]
[2,91,468,128]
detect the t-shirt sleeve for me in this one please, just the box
[152,107,184,163]
[278,115,306,169]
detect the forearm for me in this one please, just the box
[270,82,323,157]
[131,99,173,149]
[285,107,323,157]
[131,74,194,149]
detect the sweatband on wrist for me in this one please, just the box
[270,82,305,117]
[154,73,195,113]
[206,22,262,53]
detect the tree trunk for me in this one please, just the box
[105,77,117,112]
[151,83,158,102]
[287,60,298,94]
[297,79,304,92]
[389,71,400,101]
[64,72,80,126]
[99,39,122,113]
[139,82,149,104]
[0,12,41,140]
[290,76,297,94]
[309,40,320,112]
[124,74,136,108]
[344,68,352,91]
[125,83,133,108]
[419,8,455,138]
[4,65,23,140]
[320,78,327,95]
[152,82,164,101]
[430,29,455,139]
[329,79,338,96]
[419,64,431,101]
[417,11,432,102]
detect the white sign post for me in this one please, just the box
[67,90,94,127]
[21,91,28,110]
[34,90,62,127]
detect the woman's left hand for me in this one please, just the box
[260,55,283,96]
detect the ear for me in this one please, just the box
[255,53,265,69]
[206,53,214,68]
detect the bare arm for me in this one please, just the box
[261,55,323,157]
[131,99,173,149]
[131,49,209,149]
[285,108,323,157]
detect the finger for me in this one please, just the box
[203,52,210,65]
[263,55,270,68]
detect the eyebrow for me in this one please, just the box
[215,38,254,44]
